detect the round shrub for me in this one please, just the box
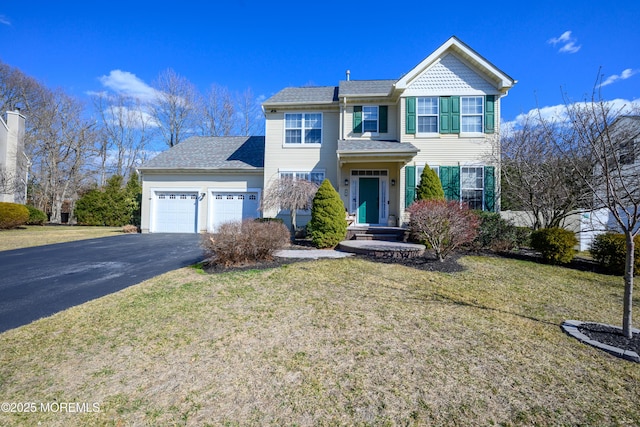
[590,232,640,275]
[530,227,577,264]
[0,202,30,229]
[472,211,530,252]
[26,205,47,225]
[309,179,347,249]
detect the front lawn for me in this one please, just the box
[1,256,639,426]
[0,225,123,251]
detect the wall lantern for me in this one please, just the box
[391,179,396,186]
[344,179,349,186]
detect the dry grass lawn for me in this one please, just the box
[1,256,639,426]
[0,225,123,251]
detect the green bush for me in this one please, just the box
[75,174,142,226]
[472,211,530,252]
[26,205,47,225]
[590,232,640,275]
[530,227,577,264]
[201,219,290,266]
[0,202,29,229]
[309,179,347,248]
[416,164,445,201]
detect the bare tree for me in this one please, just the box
[261,177,319,236]
[550,94,640,338]
[238,87,261,136]
[92,93,151,184]
[151,68,198,147]
[500,115,592,229]
[199,84,237,136]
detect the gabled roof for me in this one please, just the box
[395,36,516,92]
[263,86,339,106]
[338,80,396,97]
[139,136,264,171]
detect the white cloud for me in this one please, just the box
[548,30,581,54]
[599,68,639,88]
[503,98,640,130]
[98,70,158,103]
[0,15,11,26]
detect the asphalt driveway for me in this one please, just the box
[0,233,203,333]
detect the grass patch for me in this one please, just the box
[1,256,639,425]
[0,226,123,251]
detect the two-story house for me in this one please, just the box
[139,37,515,233]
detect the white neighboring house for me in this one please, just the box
[580,115,640,250]
[0,110,27,204]
[139,37,516,233]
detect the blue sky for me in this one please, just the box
[1,0,639,129]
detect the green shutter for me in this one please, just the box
[485,95,495,134]
[439,166,460,201]
[451,96,460,134]
[405,165,416,208]
[353,106,362,133]
[379,105,388,133]
[406,97,416,134]
[440,97,451,134]
[484,166,495,211]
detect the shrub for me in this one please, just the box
[530,227,577,264]
[408,200,479,261]
[590,232,640,275]
[0,202,30,229]
[75,174,142,226]
[309,179,347,248]
[416,165,445,201]
[472,211,530,252]
[201,219,290,267]
[122,224,139,234]
[254,217,285,224]
[26,205,47,225]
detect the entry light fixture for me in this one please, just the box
[344,179,349,186]
[391,179,396,186]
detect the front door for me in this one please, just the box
[358,177,379,224]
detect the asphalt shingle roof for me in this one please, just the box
[338,80,397,97]
[337,140,419,153]
[140,136,264,170]
[263,86,339,105]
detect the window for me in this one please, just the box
[417,97,438,133]
[461,96,483,133]
[363,106,378,133]
[285,113,322,144]
[279,171,325,185]
[416,164,439,185]
[461,167,484,210]
[620,138,636,165]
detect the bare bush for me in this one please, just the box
[201,219,290,267]
[408,200,479,261]
[122,224,138,233]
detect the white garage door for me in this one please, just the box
[212,192,260,231]
[154,192,198,233]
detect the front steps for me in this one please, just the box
[339,226,425,258]
[346,226,408,242]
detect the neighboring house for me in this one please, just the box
[139,36,515,233]
[0,110,27,204]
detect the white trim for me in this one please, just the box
[351,169,389,225]
[282,112,323,147]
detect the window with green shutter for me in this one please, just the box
[439,166,460,201]
[484,95,495,134]
[405,165,416,208]
[379,106,388,133]
[353,106,362,133]
[354,105,387,133]
[406,97,416,134]
[439,97,460,134]
[483,166,495,211]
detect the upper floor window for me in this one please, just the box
[363,106,379,133]
[353,105,388,134]
[461,96,484,133]
[417,97,438,133]
[285,113,322,145]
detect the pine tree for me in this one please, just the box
[309,179,347,248]
[416,165,445,201]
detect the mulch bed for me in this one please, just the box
[578,323,640,355]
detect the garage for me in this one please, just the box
[211,191,260,231]
[153,191,198,233]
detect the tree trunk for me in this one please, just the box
[290,210,297,240]
[623,231,635,338]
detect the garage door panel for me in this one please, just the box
[212,192,259,232]
[154,192,198,233]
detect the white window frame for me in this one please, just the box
[416,163,440,186]
[461,96,484,134]
[284,112,323,146]
[277,170,325,213]
[362,106,379,134]
[416,97,439,135]
[460,166,484,210]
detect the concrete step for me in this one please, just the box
[354,233,402,242]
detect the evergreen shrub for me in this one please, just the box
[530,227,577,264]
[309,179,347,248]
[0,202,29,229]
[416,165,445,201]
[590,232,640,275]
[26,205,47,225]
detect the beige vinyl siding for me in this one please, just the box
[345,104,398,140]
